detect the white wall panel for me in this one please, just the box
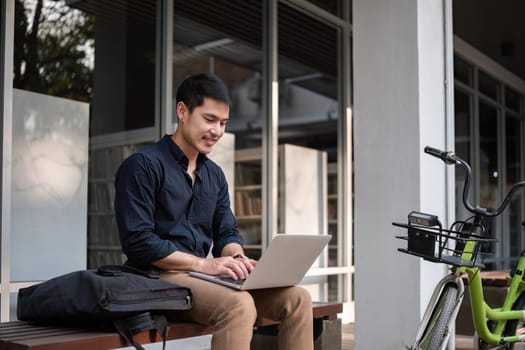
[11,89,89,281]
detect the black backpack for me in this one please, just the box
[17,265,192,350]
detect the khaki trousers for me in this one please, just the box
[160,271,313,350]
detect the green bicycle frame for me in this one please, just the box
[460,240,525,345]
[404,147,525,348]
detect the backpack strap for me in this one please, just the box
[113,318,147,350]
[112,312,168,350]
[152,313,168,349]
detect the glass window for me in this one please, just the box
[454,55,472,87]
[478,101,500,270]
[12,1,94,282]
[89,1,157,135]
[278,3,341,302]
[13,0,161,270]
[172,0,264,258]
[478,69,500,101]
[506,115,522,259]
[307,0,345,18]
[454,89,472,220]
[13,0,94,101]
[9,0,91,319]
[479,102,499,210]
[455,57,525,271]
[505,86,523,113]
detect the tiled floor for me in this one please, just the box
[342,323,354,350]
[342,324,482,350]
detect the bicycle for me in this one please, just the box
[393,146,525,350]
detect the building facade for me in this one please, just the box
[1,0,524,348]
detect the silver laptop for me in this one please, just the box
[189,234,331,290]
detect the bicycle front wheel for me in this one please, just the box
[418,283,459,350]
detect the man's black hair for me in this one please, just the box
[176,73,231,113]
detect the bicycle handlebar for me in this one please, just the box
[425,145,525,217]
[424,146,459,165]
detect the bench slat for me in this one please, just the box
[0,302,342,350]
[0,324,210,350]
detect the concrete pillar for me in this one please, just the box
[353,0,452,348]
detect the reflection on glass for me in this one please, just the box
[97,1,157,134]
[13,0,94,102]
[172,0,262,149]
[278,3,340,301]
[172,1,263,259]
[59,0,159,135]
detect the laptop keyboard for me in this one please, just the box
[219,277,246,286]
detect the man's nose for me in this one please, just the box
[210,122,224,136]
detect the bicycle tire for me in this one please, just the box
[419,283,459,350]
[476,293,525,350]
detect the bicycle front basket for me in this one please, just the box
[394,221,495,268]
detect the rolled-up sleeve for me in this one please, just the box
[114,154,176,266]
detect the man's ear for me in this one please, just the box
[176,101,188,123]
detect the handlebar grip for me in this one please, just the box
[424,146,457,165]
[424,146,446,158]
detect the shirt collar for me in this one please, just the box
[162,134,208,170]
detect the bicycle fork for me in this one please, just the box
[411,272,465,350]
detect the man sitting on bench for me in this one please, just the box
[114,73,313,350]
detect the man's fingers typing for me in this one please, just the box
[228,257,249,279]
[204,256,251,280]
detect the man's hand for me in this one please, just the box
[194,255,256,280]
[151,243,257,280]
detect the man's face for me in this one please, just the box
[178,97,229,155]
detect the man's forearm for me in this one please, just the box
[151,243,253,279]
[151,250,204,271]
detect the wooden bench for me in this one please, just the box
[0,302,342,350]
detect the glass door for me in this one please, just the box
[454,55,525,270]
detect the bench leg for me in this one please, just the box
[251,324,278,350]
[314,318,342,350]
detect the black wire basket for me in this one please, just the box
[393,220,496,268]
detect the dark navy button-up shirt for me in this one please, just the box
[114,135,243,269]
